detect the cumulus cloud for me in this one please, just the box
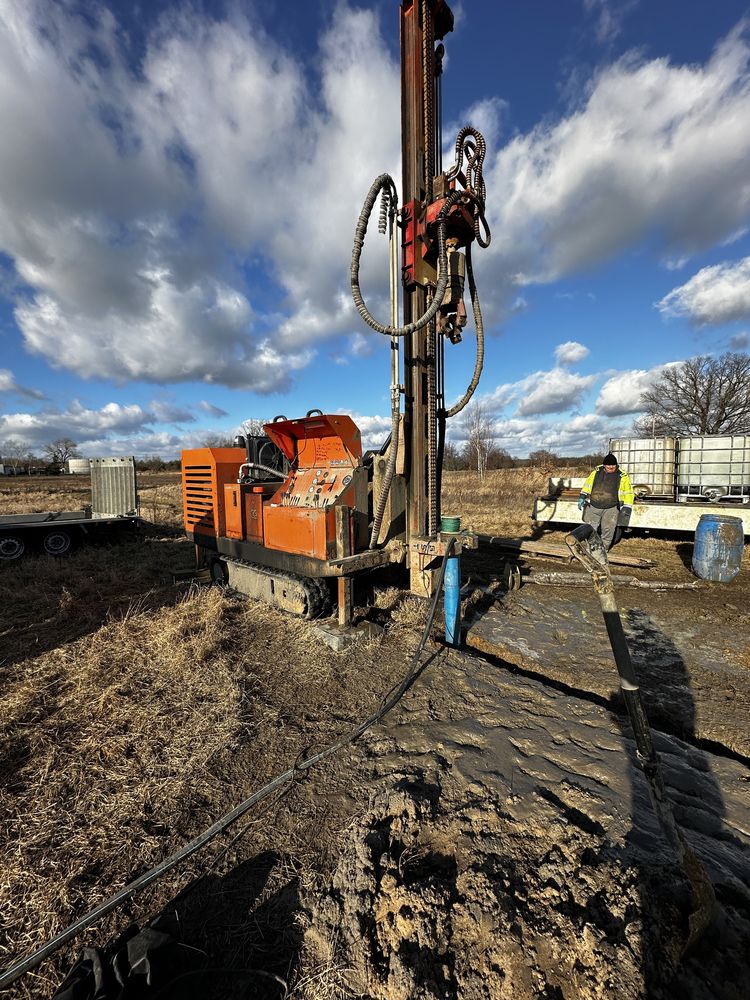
[340,412,393,451]
[0,397,230,453]
[0,1,396,388]
[657,256,750,325]
[729,331,749,349]
[448,411,625,458]
[515,368,596,416]
[595,367,661,416]
[4,1,750,395]
[554,340,590,365]
[482,23,750,314]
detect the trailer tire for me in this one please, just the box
[43,529,73,556]
[0,535,25,560]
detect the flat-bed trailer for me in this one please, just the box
[0,457,141,560]
[533,477,750,536]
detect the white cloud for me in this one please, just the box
[198,400,229,418]
[3,1,750,397]
[0,368,44,399]
[448,411,624,458]
[446,96,508,153]
[554,340,590,365]
[1,401,151,447]
[657,256,750,325]
[339,412,392,451]
[595,367,661,416]
[0,2,395,388]
[482,23,750,313]
[729,331,749,350]
[516,368,596,416]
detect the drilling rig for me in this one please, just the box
[181,0,490,620]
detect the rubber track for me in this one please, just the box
[222,557,328,620]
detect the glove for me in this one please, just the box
[577,494,588,511]
[618,505,632,527]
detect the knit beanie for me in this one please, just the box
[602,453,618,467]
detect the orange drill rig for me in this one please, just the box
[181,0,491,621]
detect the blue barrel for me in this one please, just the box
[692,514,744,582]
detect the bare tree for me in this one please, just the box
[1,438,27,471]
[634,353,750,437]
[240,418,268,437]
[528,448,557,468]
[202,434,236,448]
[43,438,80,465]
[463,401,496,480]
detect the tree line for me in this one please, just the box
[3,352,748,475]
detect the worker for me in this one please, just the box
[578,453,634,550]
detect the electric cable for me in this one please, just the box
[0,540,456,993]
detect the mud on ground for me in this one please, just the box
[1,471,749,998]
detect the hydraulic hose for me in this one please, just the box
[350,174,459,338]
[239,462,285,480]
[444,241,485,418]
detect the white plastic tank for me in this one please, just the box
[67,458,91,475]
[609,437,676,497]
[677,435,750,502]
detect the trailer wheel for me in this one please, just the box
[43,529,72,556]
[0,535,25,560]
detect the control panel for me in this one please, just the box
[278,467,353,508]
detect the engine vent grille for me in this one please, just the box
[183,464,214,532]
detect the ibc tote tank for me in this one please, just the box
[692,514,744,582]
[67,458,91,475]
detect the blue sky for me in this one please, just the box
[1,0,749,459]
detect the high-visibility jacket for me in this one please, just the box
[580,466,635,507]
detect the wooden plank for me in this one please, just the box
[478,534,655,568]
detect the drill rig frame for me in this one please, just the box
[182,0,489,617]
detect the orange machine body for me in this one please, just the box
[181,415,367,562]
[182,447,246,540]
[263,414,365,560]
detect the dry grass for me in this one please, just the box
[441,466,582,536]
[0,522,428,996]
[0,589,245,966]
[0,471,183,526]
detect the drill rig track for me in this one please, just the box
[213,556,332,620]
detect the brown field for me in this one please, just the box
[1,469,748,999]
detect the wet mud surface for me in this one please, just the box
[466,585,750,758]
[305,648,750,999]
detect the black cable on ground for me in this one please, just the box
[0,540,456,993]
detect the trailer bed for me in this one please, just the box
[0,457,141,560]
[533,495,750,535]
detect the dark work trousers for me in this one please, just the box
[583,504,619,549]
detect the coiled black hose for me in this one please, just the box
[351,173,461,337]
